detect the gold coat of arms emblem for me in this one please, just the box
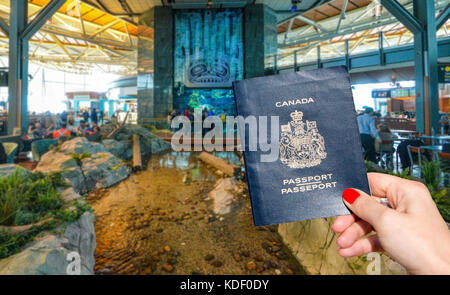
[279,110,327,168]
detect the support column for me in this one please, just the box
[244,4,277,78]
[381,0,439,134]
[7,0,65,135]
[8,0,28,134]
[137,7,173,128]
[413,0,439,134]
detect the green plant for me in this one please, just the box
[0,169,68,226]
[71,152,91,165]
[420,160,443,192]
[388,167,411,180]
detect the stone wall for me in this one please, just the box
[278,218,407,275]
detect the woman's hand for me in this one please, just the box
[332,172,450,275]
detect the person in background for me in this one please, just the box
[52,122,71,139]
[91,108,98,125]
[67,118,77,135]
[440,114,449,135]
[207,108,214,117]
[82,123,94,136]
[167,111,172,130]
[110,114,118,124]
[82,109,89,122]
[221,109,227,124]
[98,109,103,125]
[31,121,45,139]
[91,121,100,133]
[375,124,394,167]
[357,107,379,163]
[78,120,86,136]
[60,110,68,122]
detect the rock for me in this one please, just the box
[211,260,223,267]
[35,150,84,191]
[101,139,129,159]
[271,246,281,252]
[256,265,265,273]
[0,212,96,275]
[208,178,242,215]
[113,125,171,157]
[35,138,130,194]
[240,250,250,257]
[204,254,215,261]
[246,261,256,271]
[81,152,130,191]
[59,137,107,155]
[64,212,96,274]
[278,218,407,275]
[60,187,82,203]
[0,164,32,178]
[162,264,174,273]
[269,260,280,269]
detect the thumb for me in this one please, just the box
[342,188,392,230]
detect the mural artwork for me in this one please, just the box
[174,9,243,115]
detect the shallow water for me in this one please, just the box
[89,151,305,275]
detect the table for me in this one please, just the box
[418,145,443,161]
[391,130,418,139]
[419,135,450,145]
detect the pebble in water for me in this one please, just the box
[204,254,215,261]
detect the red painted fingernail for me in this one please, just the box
[343,188,360,204]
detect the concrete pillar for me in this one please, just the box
[244,4,277,78]
[137,7,174,128]
[8,0,28,134]
[413,0,439,134]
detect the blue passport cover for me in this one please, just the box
[233,66,370,226]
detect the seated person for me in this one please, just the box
[31,121,46,139]
[92,122,101,133]
[52,122,71,139]
[82,124,94,136]
[375,124,394,153]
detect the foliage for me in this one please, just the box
[0,169,68,226]
[365,160,449,223]
[71,152,91,165]
[0,222,55,259]
[388,167,411,180]
[0,199,92,259]
[420,160,443,192]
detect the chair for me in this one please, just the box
[31,139,58,162]
[378,139,394,170]
[407,145,426,177]
[438,151,450,186]
[2,142,18,163]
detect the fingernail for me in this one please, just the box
[343,188,360,204]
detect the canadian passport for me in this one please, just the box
[233,66,370,226]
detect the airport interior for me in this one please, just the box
[0,0,449,275]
